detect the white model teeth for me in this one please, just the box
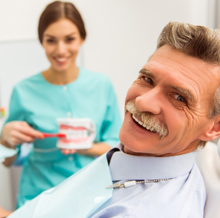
[60,129,88,139]
[132,114,155,132]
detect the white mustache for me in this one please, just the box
[126,101,168,139]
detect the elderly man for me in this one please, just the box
[4,22,220,218]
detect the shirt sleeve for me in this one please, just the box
[2,86,26,165]
[5,86,26,123]
[99,79,122,147]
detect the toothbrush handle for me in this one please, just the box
[42,133,66,138]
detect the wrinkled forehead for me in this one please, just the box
[148,45,220,86]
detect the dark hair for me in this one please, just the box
[38,1,86,43]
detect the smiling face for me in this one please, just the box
[119,45,220,156]
[42,18,84,73]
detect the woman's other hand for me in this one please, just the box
[0,206,12,217]
[61,149,77,155]
[0,121,44,148]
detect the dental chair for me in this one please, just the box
[196,141,220,218]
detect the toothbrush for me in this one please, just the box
[42,133,66,138]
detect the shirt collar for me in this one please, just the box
[109,143,196,181]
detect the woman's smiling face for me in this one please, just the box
[42,18,84,73]
[119,45,220,157]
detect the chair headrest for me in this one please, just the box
[196,141,220,218]
[217,140,220,157]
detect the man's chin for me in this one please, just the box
[122,144,153,156]
[123,145,139,155]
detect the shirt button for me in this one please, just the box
[67,112,71,117]
[68,156,73,161]
[63,86,67,91]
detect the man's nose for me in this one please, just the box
[135,88,162,115]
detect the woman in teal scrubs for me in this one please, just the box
[0,1,121,208]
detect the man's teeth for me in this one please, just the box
[132,114,143,125]
[132,114,155,132]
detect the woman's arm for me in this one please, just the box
[77,142,111,156]
[61,142,111,156]
[1,121,44,148]
[1,121,44,167]
[0,87,44,166]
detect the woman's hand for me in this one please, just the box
[61,148,77,155]
[0,206,12,217]
[60,142,111,156]
[0,121,44,148]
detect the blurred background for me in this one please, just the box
[0,0,219,211]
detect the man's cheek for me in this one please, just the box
[126,84,141,101]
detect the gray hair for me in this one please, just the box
[157,22,220,147]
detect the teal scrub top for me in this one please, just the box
[5,67,121,208]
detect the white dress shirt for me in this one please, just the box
[8,144,206,218]
[90,144,206,218]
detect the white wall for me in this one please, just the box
[0,0,215,211]
[0,0,213,114]
[0,160,13,211]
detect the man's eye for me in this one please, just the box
[174,94,186,103]
[144,77,153,85]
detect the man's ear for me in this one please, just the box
[199,116,220,141]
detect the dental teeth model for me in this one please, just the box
[59,125,89,143]
[56,118,96,149]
